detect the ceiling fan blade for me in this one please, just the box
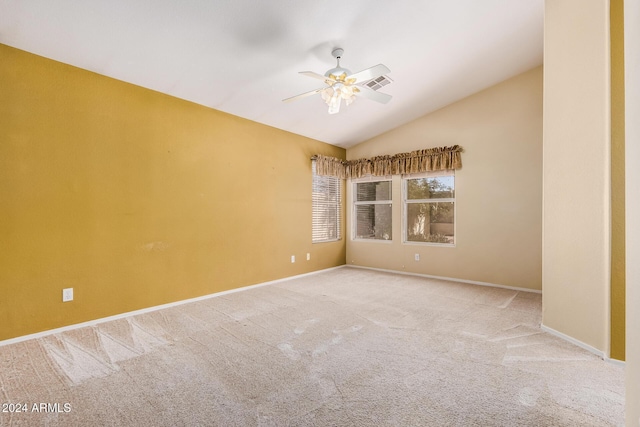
[347,64,391,84]
[282,87,325,103]
[354,85,392,104]
[299,71,333,83]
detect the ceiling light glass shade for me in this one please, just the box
[321,83,356,114]
[327,91,341,114]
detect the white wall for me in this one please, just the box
[542,0,611,353]
[346,66,543,291]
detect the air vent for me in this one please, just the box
[364,75,393,91]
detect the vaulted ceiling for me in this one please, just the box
[0,0,543,148]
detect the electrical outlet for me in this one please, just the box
[414,253,420,261]
[306,253,310,261]
[291,255,295,263]
[62,288,74,302]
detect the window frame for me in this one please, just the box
[402,170,456,247]
[351,176,393,242]
[312,160,342,243]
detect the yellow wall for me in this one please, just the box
[610,0,626,361]
[542,0,611,353]
[346,67,543,290]
[0,44,346,342]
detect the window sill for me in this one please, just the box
[352,238,394,244]
[312,238,342,244]
[402,241,456,248]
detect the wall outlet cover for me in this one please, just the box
[62,288,74,302]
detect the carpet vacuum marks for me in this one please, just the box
[0,268,624,426]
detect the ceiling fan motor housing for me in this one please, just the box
[325,47,351,78]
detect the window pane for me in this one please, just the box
[406,202,454,243]
[406,176,454,200]
[355,204,392,240]
[356,181,392,202]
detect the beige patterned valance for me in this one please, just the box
[313,145,463,179]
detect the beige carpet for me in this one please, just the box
[0,267,624,426]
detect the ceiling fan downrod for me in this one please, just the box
[326,48,350,79]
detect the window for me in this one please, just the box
[353,180,392,240]
[312,161,341,242]
[404,172,455,245]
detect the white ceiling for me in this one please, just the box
[0,0,543,148]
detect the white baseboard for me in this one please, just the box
[604,357,626,367]
[349,265,625,366]
[540,324,606,359]
[540,324,625,366]
[346,265,542,294]
[0,265,346,348]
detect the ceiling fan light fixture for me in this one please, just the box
[321,83,356,114]
[320,87,333,102]
[327,91,342,114]
[322,86,343,114]
[341,85,356,101]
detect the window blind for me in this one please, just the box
[312,160,341,242]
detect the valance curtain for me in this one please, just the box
[312,145,463,179]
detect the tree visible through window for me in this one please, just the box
[404,174,455,244]
[312,160,341,243]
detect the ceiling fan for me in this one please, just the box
[283,48,392,114]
